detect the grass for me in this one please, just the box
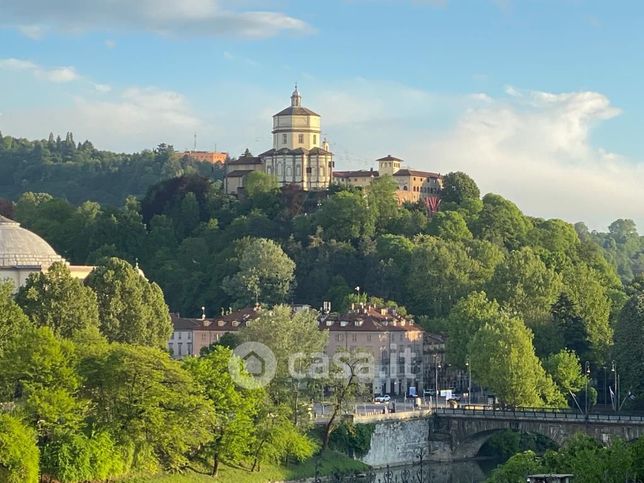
[122,449,370,482]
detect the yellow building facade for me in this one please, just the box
[224,87,334,194]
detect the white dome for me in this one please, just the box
[0,215,64,269]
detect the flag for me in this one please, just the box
[609,386,615,409]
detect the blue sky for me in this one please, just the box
[0,0,642,229]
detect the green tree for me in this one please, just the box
[0,281,31,355]
[315,190,375,241]
[239,305,328,418]
[561,263,613,363]
[446,292,501,368]
[222,238,296,307]
[487,247,563,325]
[473,193,533,251]
[365,175,399,233]
[0,414,39,483]
[244,171,279,198]
[15,262,100,340]
[543,349,587,409]
[183,346,262,476]
[486,450,543,483]
[79,343,212,471]
[470,314,564,407]
[250,404,316,471]
[85,257,172,347]
[440,171,480,204]
[406,236,474,318]
[614,293,644,409]
[427,210,473,241]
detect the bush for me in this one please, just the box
[329,422,374,458]
[0,414,40,483]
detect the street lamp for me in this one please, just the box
[466,356,472,406]
[611,360,618,412]
[584,361,591,417]
[434,358,441,410]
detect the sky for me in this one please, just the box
[0,0,643,230]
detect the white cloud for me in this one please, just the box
[0,86,205,152]
[0,0,311,39]
[0,58,38,71]
[93,83,112,93]
[17,24,44,39]
[424,88,643,231]
[41,66,78,83]
[104,39,117,49]
[0,57,79,83]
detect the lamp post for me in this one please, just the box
[434,356,441,410]
[466,356,472,406]
[611,360,618,412]
[584,361,591,417]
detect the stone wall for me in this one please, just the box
[359,416,431,468]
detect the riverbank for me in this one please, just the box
[121,449,370,482]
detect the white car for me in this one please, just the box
[374,394,391,404]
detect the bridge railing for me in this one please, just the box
[433,406,644,423]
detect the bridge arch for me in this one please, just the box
[452,428,559,460]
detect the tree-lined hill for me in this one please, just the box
[0,132,223,206]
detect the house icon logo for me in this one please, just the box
[229,342,276,389]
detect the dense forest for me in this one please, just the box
[0,132,224,205]
[1,134,644,481]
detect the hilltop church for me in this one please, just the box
[224,87,334,194]
[224,87,443,209]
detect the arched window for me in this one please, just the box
[403,185,408,191]
[286,166,292,177]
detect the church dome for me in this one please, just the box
[0,215,64,268]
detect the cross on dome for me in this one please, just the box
[291,84,301,107]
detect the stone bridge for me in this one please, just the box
[354,408,644,467]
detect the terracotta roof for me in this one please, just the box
[274,106,320,117]
[376,155,403,162]
[319,308,423,332]
[393,169,441,178]
[309,147,333,155]
[171,307,262,332]
[225,169,254,178]
[333,170,379,178]
[227,156,262,166]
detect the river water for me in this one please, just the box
[366,458,498,483]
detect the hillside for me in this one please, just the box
[0,132,224,206]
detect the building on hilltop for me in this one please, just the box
[0,215,94,291]
[182,150,229,165]
[224,86,334,195]
[334,154,442,205]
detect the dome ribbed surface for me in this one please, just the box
[0,215,64,268]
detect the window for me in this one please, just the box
[178,342,183,355]
[286,166,292,176]
[298,133,304,144]
[336,334,342,341]
[367,334,372,342]
[313,134,317,144]
[352,334,357,342]
[187,343,193,354]
[403,185,408,191]
[178,332,182,339]
[282,133,287,144]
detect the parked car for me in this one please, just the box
[374,394,391,403]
